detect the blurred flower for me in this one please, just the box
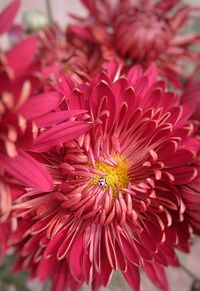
[68,0,200,87]
[38,26,90,84]
[11,64,200,291]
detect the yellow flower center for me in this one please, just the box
[91,154,129,197]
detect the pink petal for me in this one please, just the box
[143,263,169,291]
[0,0,20,35]
[120,236,140,265]
[170,166,198,184]
[103,60,120,82]
[33,121,92,152]
[19,92,63,119]
[69,234,83,281]
[37,257,55,281]
[0,150,53,191]
[68,24,94,41]
[34,110,87,127]
[123,263,140,291]
[164,149,194,167]
[7,35,38,78]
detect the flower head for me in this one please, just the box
[68,0,200,87]
[38,26,90,84]
[10,64,200,291]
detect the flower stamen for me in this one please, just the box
[90,154,129,197]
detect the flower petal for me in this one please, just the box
[0,0,20,35]
[7,34,38,78]
[33,121,92,152]
[18,92,63,119]
[0,150,53,191]
[33,110,87,127]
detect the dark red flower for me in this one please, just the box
[68,0,200,87]
[10,64,200,291]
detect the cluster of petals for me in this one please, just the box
[0,0,92,255]
[10,64,200,291]
[68,0,200,87]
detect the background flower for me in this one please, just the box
[67,0,200,87]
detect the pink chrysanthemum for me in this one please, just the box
[68,0,200,87]
[38,26,90,84]
[10,64,200,291]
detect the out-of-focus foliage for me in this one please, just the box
[0,256,29,291]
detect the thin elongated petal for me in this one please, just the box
[33,121,92,152]
[33,110,87,127]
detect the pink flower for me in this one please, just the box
[38,26,90,84]
[68,0,200,87]
[0,20,93,227]
[10,64,200,291]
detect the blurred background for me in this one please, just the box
[0,0,200,290]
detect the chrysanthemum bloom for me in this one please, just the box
[38,26,90,84]
[68,0,200,87]
[11,64,200,291]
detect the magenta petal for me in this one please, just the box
[143,263,169,291]
[103,60,120,82]
[121,236,139,265]
[33,121,92,152]
[68,24,94,41]
[123,263,140,291]
[69,234,83,281]
[0,0,20,35]
[19,92,63,119]
[34,110,87,127]
[0,151,53,191]
[38,257,55,281]
[7,35,38,77]
[170,166,197,184]
[164,149,194,167]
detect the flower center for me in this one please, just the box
[91,154,129,197]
